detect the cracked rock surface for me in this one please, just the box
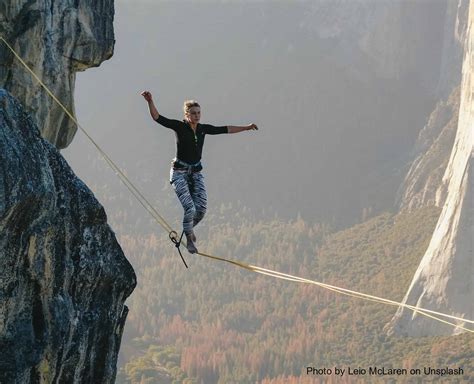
[0,89,136,383]
[0,0,114,148]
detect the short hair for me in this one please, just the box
[183,100,200,115]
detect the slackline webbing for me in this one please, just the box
[2,35,472,334]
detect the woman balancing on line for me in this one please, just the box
[141,91,258,254]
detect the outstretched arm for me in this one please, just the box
[227,124,258,134]
[141,91,160,120]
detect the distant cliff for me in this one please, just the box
[0,89,136,382]
[396,87,460,212]
[387,0,473,336]
[397,0,469,211]
[301,0,448,87]
[0,0,114,149]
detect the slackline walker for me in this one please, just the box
[141,90,258,256]
[2,35,473,334]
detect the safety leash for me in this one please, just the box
[169,230,188,268]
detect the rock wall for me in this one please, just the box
[436,0,469,99]
[387,0,473,336]
[397,87,459,212]
[398,0,470,212]
[0,89,136,382]
[0,0,114,149]
[301,0,447,86]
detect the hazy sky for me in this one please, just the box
[64,0,445,227]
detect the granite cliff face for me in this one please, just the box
[0,89,136,382]
[387,0,473,336]
[0,0,114,149]
[435,0,469,99]
[398,0,469,211]
[397,88,460,212]
[0,0,137,380]
[300,0,447,86]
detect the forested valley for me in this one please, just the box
[90,183,472,384]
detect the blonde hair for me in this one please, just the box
[183,100,200,116]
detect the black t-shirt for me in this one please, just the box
[155,115,228,164]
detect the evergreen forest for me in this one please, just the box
[85,179,472,384]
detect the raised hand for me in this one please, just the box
[141,91,153,102]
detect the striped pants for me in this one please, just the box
[170,169,207,236]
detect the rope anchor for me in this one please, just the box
[169,230,188,268]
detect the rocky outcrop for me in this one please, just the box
[0,0,115,149]
[397,88,459,212]
[0,89,136,382]
[387,0,473,336]
[398,1,470,212]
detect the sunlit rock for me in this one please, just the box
[387,0,473,336]
[0,0,114,148]
[0,89,136,383]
